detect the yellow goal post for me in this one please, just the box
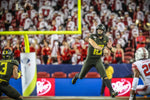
[0,0,82,53]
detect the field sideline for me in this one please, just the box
[0,96,150,100]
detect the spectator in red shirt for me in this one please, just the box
[14,44,21,63]
[50,19,57,31]
[136,30,146,49]
[30,43,36,52]
[4,40,13,51]
[103,49,113,64]
[41,40,51,64]
[72,37,82,51]
[81,37,89,60]
[72,49,83,65]
[35,44,42,63]
[61,42,72,64]
[114,43,124,63]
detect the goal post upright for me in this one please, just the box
[0,0,82,52]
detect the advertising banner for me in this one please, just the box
[104,78,133,96]
[20,53,37,96]
[8,78,149,97]
[37,78,55,96]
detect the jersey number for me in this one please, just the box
[142,63,150,76]
[93,45,104,55]
[0,62,7,75]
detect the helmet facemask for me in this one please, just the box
[96,29,104,36]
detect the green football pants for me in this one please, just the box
[78,58,107,79]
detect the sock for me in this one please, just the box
[103,78,114,93]
[75,73,79,79]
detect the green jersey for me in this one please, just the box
[0,59,19,82]
[87,34,109,59]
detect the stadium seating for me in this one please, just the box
[125,47,132,52]
[143,32,150,37]
[124,55,133,63]
[51,72,67,78]
[124,51,134,57]
[68,72,79,78]
[85,72,100,78]
[37,72,50,78]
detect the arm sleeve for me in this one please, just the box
[132,77,139,90]
[89,34,95,40]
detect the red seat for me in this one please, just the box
[68,72,79,78]
[85,72,100,78]
[51,72,67,78]
[124,59,130,63]
[124,55,132,60]
[37,72,50,78]
[124,51,134,57]
[125,47,132,52]
[143,32,149,36]
[124,55,133,64]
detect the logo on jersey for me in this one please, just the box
[112,79,132,96]
[37,78,52,96]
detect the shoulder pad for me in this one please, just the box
[11,60,19,66]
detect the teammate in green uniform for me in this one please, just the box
[0,49,23,100]
[72,24,118,97]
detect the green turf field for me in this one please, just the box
[0,96,149,100]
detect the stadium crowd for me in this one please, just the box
[0,0,150,65]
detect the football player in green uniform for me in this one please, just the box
[72,24,118,97]
[0,49,23,100]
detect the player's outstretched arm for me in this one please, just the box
[13,65,19,79]
[89,38,103,51]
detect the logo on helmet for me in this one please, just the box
[2,49,13,59]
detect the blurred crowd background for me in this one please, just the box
[0,0,150,65]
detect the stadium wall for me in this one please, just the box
[4,64,144,97]
[37,64,133,78]
[8,78,144,97]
